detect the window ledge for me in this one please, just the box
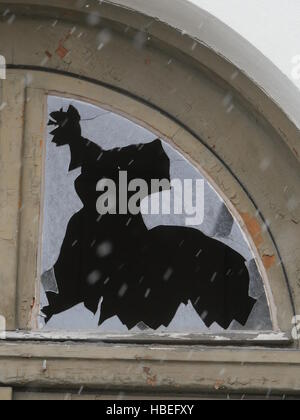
[0,338,298,395]
[3,330,292,346]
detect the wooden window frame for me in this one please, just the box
[0,72,293,345]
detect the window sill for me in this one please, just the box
[3,330,292,347]
[0,337,298,395]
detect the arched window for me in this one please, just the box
[40,96,272,335]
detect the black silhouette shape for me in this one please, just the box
[42,105,256,330]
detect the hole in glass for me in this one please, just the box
[39,96,272,333]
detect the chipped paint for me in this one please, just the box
[262,254,276,270]
[56,44,69,59]
[213,336,231,341]
[240,212,263,247]
[55,31,73,60]
[214,380,225,390]
[254,332,286,341]
[143,367,157,386]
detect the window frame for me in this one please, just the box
[2,72,292,345]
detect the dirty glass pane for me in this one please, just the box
[39,96,272,333]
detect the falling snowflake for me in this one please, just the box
[87,270,102,285]
[97,241,113,257]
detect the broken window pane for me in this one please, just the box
[39,96,272,333]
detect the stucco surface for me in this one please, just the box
[109,0,300,129]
